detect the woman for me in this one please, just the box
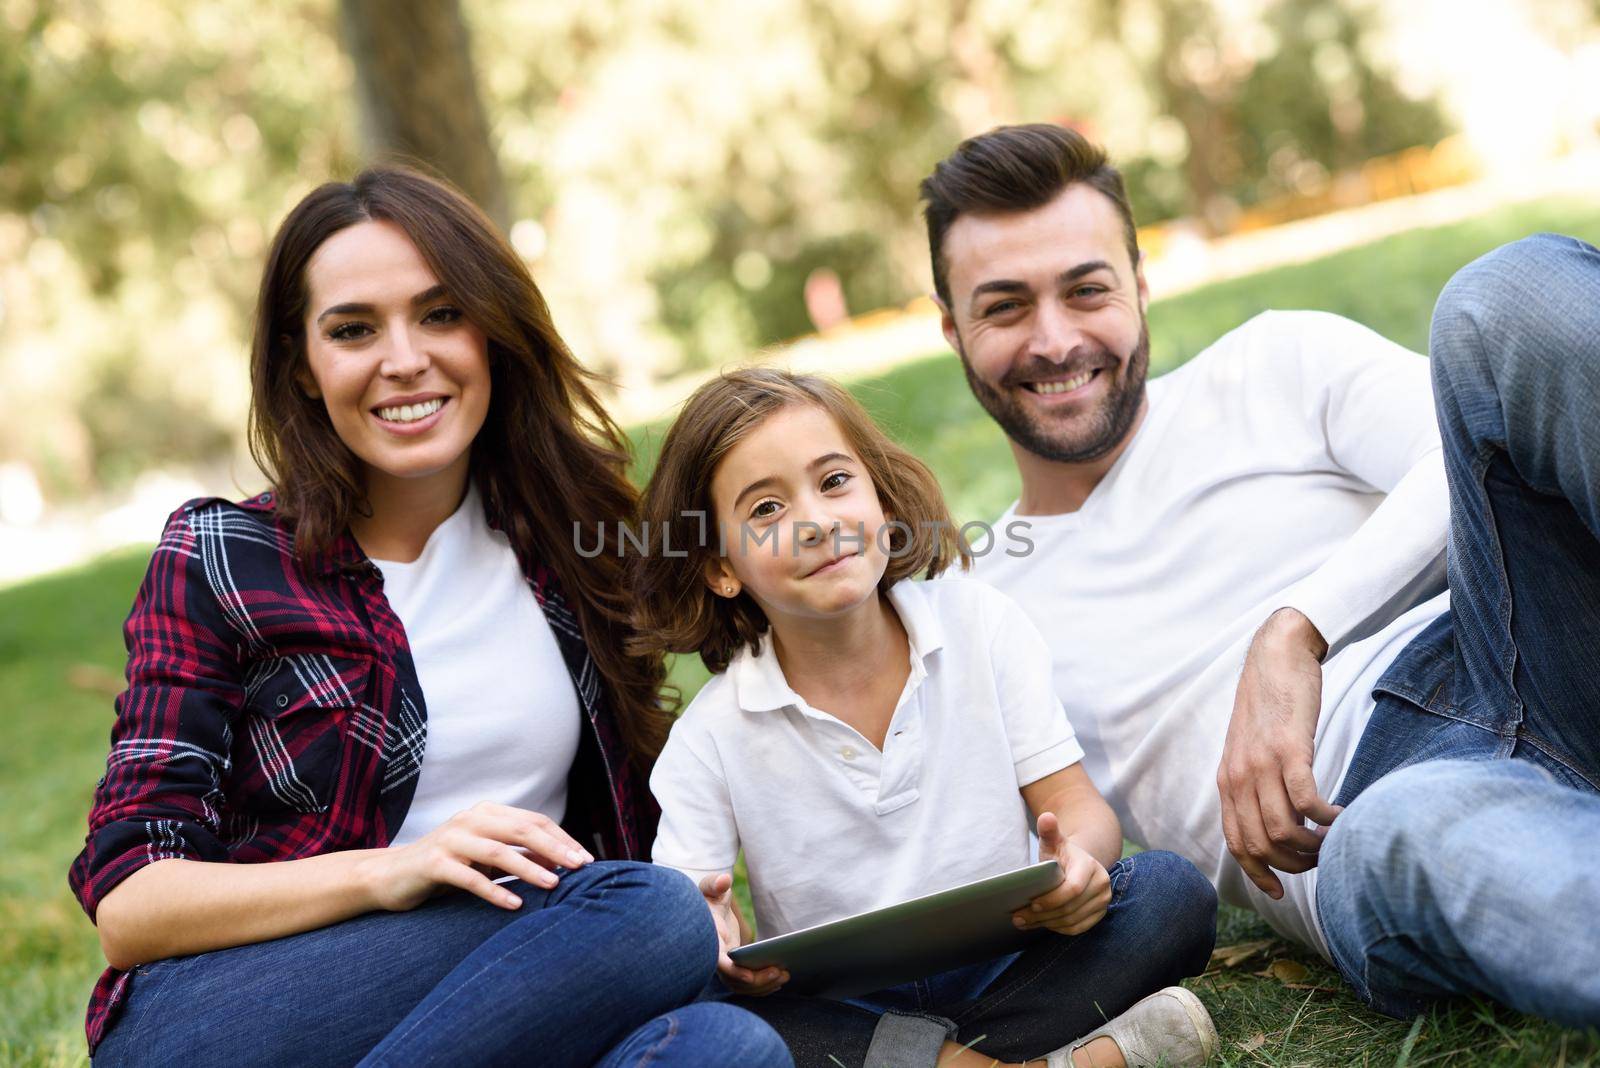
[69,166,791,1067]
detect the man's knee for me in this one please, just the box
[1321,757,1525,903]
[1327,760,1464,868]
[1432,233,1599,382]
[1316,760,1489,1011]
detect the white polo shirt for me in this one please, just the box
[650,576,1084,938]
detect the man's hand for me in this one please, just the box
[1012,812,1112,935]
[1217,607,1342,899]
[698,874,787,996]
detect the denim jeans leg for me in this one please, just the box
[1426,232,1600,783]
[940,851,1217,1064]
[92,861,739,1068]
[593,1002,794,1068]
[360,861,723,1066]
[1318,758,1600,1027]
[93,879,561,1067]
[716,987,887,1068]
[720,852,1216,1068]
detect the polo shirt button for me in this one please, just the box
[840,746,857,761]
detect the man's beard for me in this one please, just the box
[957,320,1151,464]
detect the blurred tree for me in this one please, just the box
[12,0,1588,504]
[338,0,509,229]
[0,0,358,496]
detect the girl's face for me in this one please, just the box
[297,219,491,500]
[706,404,893,626]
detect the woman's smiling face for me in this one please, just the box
[297,218,491,496]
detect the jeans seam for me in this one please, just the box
[1471,446,1525,730]
[1514,730,1600,792]
[374,867,620,1057]
[1113,855,1133,906]
[109,957,188,1052]
[634,1009,679,1068]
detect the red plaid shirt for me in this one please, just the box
[68,492,659,1052]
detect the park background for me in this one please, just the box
[4,0,1600,1063]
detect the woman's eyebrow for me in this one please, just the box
[316,301,373,325]
[315,284,450,325]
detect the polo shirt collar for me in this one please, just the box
[728,578,945,713]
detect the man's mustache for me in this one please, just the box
[998,346,1119,389]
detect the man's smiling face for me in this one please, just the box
[938,183,1151,464]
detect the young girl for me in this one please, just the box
[632,369,1220,1068]
[69,167,788,1068]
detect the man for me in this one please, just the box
[930,123,1600,1025]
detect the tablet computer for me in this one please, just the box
[727,860,1062,998]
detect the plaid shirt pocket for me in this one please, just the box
[232,652,374,815]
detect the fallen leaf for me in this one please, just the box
[1237,1033,1267,1053]
[1267,959,1311,984]
[1207,939,1275,970]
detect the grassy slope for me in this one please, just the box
[7,200,1600,1065]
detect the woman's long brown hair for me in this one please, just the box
[247,165,669,765]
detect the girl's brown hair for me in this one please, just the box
[248,164,669,764]
[629,368,971,677]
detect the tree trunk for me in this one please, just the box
[338,0,510,229]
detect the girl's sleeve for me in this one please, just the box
[985,586,1086,788]
[67,506,243,920]
[647,710,740,881]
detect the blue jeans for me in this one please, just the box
[1317,233,1600,1027]
[717,851,1217,1068]
[93,860,792,1068]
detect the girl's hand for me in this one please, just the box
[699,873,787,997]
[1013,812,1112,936]
[359,801,593,912]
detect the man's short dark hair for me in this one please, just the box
[920,124,1140,308]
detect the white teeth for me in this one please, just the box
[377,398,445,423]
[1031,371,1096,395]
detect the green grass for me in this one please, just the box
[8,198,1600,1065]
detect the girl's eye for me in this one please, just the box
[327,322,373,342]
[423,305,462,325]
[820,471,852,492]
[750,499,780,520]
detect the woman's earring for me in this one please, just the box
[724,585,734,596]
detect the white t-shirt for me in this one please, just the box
[376,487,583,847]
[650,576,1084,939]
[974,311,1450,955]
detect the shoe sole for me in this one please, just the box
[1165,986,1220,1061]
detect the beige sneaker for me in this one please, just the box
[1046,986,1219,1067]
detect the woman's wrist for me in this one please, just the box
[344,848,396,913]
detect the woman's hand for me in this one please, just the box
[1013,812,1112,936]
[699,873,787,997]
[359,801,593,912]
